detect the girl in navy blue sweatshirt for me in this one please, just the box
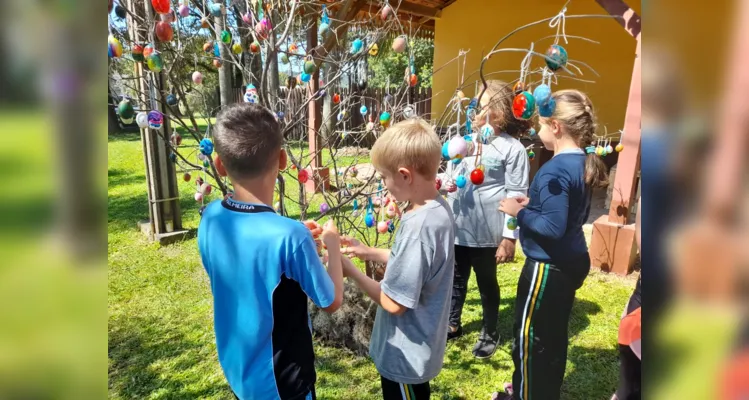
[494,89,608,400]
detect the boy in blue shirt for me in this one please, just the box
[198,103,344,400]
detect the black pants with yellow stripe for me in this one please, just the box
[381,376,430,400]
[510,256,589,400]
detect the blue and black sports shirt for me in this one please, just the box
[198,196,334,400]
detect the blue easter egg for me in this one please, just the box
[442,142,450,160]
[199,138,214,155]
[456,175,467,188]
[452,157,462,165]
[360,105,368,115]
[169,153,177,162]
[209,3,223,17]
[353,199,359,211]
[300,73,311,82]
[529,128,537,136]
[166,94,178,106]
[538,97,556,118]
[351,38,363,53]
[545,44,568,71]
[277,111,285,119]
[365,212,375,227]
[533,84,551,106]
[387,220,396,233]
[213,42,220,57]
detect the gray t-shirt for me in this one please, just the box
[439,133,529,247]
[369,195,456,384]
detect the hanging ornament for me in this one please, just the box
[512,91,536,120]
[381,5,393,20]
[545,44,568,71]
[368,43,379,56]
[403,105,415,119]
[464,135,475,155]
[360,105,368,115]
[250,41,261,53]
[470,168,485,185]
[606,144,614,154]
[384,93,393,105]
[392,36,407,53]
[447,182,458,193]
[151,0,170,14]
[183,172,191,182]
[146,52,164,72]
[512,81,526,95]
[441,142,450,160]
[203,41,213,53]
[221,30,232,44]
[170,133,182,146]
[300,72,311,83]
[166,94,178,106]
[377,221,388,233]
[161,9,176,22]
[178,4,189,17]
[332,93,341,104]
[108,35,123,58]
[232,42,242,54]
[298,169,309,183]
[303,57,316,74]
[319,22,330,35]
[409,74,418,87]
[121,115,134,124]
[114,5,127,19]
[456,175,467,188]
[135,112,148,128]
[352,199,359,211]
[351,38,363,53]
[386,203,397,218]
[199,138,214,156]
[117,99,134,120]
[481,124,495,143]
[200,17,210,28]
[213,42,220,57]
[244,84,259,103]
[280,53,289,64]
[289,43,298,53]
[435,177,442,191]
[365,212,376,228]
[507,217,518,230]
[528,150,536,160]
[131,43,144,62]
[538,97,556,118]
[616,143,624,152]
[147,111,163,129]
[533,84,552,106]
[194,192,204,202]
[379,111,391,127]
[209,2,224,17]
[388,220,396,233]
[320,203,330,214]
[447,135,468,159]
[255,19,270,40]
[241,12,252,24]
[358,79,368,91]
[212,59,222,68]
[529,128,537,136]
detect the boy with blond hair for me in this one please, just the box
[340,119,455,400]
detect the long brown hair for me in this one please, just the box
[540,89,608,188]
[477,80,532,138]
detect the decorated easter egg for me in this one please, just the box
[300,73,311,83]
[319,23,330,35]
[538,97,556,118]
[386,203,397,218]
[435,177,442,190]
[392,36,406,53]
[231,42,242,54]
[183,172,191,182]
[192,71,203,84]
[379,111,391,127]
[352,199,359,210]
[147,110,163,129]
[447,181,458,193]
[512,91,536,120]
[351,38,363,53]
[452,157,462,165]
[212,59,222,68]
[298,169,309,183]
[155,21,173,42]
[387,220,396,233]
[512,81,526,95]
[135,112,148,128]
[332,93,341,104]
[199,138,214,155]
[507,217,518,230]
[368,43,379,56]
[529,127,537,136]
[350,166,358,177]
[545,44,568,71]
[255,19,270,40]
[200,17,210,28]
[441,142,450,160]
[409,74,418,87]
[221,30,232,44]
[121,115,134,124]
[377,221,388,233]
[243,84,259,103]
[360,105,368,115]
[118,99,134,119]
[241,12,251,24]
[528,150,535,160]
[213,41,220,57]
[533,84,552,106]
[203,41,213,53]
[114,5,127,19]
[209,2,223,17]
[464,135,475,155]
[194,192,203,202]
[481,124,495,142]
[381,5,393,20]
[147,52,164,72]
[178,4,189,17]
[151,0,170,14]
[250,41,261,53]
[456,175,467,188]
[289,43,298,53]
[606,144,614,154]
[447,135,467,159]
[616,143,624,152]
[470,168,485,185]
[108,35,123,58]
[201,183,212,195]
[320,203,330,214]
[304,60,316,74]
[131,43,144,62]
[280,53,289,64]
[365,212,375,228]
[166,94,178,106]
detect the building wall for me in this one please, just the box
[432,0,641,134]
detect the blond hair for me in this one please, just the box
[540,89,608,188]
[371,118,441,179]
[478,80,532,137]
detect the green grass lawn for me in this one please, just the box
[108,131,637,399]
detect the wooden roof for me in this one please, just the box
[354,0,453,32]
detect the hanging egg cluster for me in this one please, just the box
[545,44,568,71]
[244,84,259,103]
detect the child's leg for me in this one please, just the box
[380,376,431,400]
[470,246,500,336]
[511,259,534,397]
[449,245,472,329]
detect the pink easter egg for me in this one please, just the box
[377,221,388,233]
[194,192,203,202]
[178,4,189,17]
[447,135,468,159]
[192,71,203,84]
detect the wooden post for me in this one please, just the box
[304,17,330,193]
[589,0,642,275]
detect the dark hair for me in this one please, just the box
[214,103,282,180]
[540,89,608,188]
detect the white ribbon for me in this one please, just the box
[549,7,568,44]
[518,42,535,85]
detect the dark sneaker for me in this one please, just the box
[447,325,463,341]
[490,383,514,399]
[472,329,499,359]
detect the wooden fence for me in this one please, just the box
[227,85,432,147]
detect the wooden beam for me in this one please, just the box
[363,1,441,19]
[594,0,641,39]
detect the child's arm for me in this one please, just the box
[502,144,531,239]
[288,222,343,314]
[502,172,569,240]
[341,256,407,315]
[340,236,390,263]
[321,222,344,313]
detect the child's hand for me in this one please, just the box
[320,220,340,249]
[513,195,530,207]
[496,238,516,264]
[499,198,524,217]
[446,182,457,193]
[303,220,323,238]
[340,236,371,260]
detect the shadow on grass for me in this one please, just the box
[108,132,141,142]
[108,315,232,399]
[108,168,146,189]
[561,345,620,400]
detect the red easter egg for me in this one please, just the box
[470,168,485,185]
[143,43,155,58]
[333,93,341,104]
[213,59,222,68]
[435,177,442,190]
[201,183,212,195]
[155,21,173,42]
[170,133,182,146]
[409,74,418,87]
[250,41,261,53]
[298,169,309,183]
[183,172,191,182]
[151,0,170,14]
